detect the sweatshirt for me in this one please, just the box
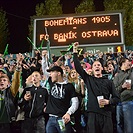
[73,53,120,117]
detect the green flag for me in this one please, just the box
[3,44,9,57]
[60,43,74,56]
[60,50,68,56]
[47,40,52,64]
[67,43,74,52]
[45,27,52,64]
[27,37,39,50]
[38,39,44,50]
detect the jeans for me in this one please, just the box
[46,116,72,133]
[116,101,133,133]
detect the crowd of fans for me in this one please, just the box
[0,43,133,133]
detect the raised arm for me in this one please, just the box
[73,42,88,81]
[10,53,22,97]
[42,50,49,79]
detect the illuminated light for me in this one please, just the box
[40,34,49,41]
[91,31,97,36]
[54,33,66,42]
[92,16,110,23]
[72,18,87,25]
[65,17,73,25]
[45,34,49,40]
[44,21,49,27]
[54,31,77,42]
[58,20,64,26]
[101,17,105,22]
[73,18,78,24]
[35,12,123,48]
[83,18,87,24]
[116,46,122,52]
[73,27,77,29]
[81,30,119,38]
[44,18,87,27]
[82,32,91,38]
[108,30,119,36]
[97,31,103,37]
[66,17,73,20]
[79,49,83,55]
[64,19,69,25]
[102,30,108,37]
[68,18,73,25]
[40,34,44,40]
[57,39,66,42]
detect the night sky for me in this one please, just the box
[0,0,104,54]
[0,0,46,53]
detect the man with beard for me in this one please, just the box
[72,42,120,133]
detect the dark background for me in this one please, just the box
[0,0,104,53]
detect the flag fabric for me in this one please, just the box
[60,43,74,56]
[38,39,44,50]
[3,44,9,57]
[67,43,74,52]
[46,39,52,64]
[27,37,39,50]
[44,27,52,65]
[60,50,68,56]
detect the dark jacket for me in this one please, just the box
[113,69,133,102]
[19,85,48,118]
[1,70,21,123]
[3,87,17,122]
[73,53,120,117]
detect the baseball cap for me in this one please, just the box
[0,68,7,74]
[47,66,63,75]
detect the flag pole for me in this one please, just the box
[3,44,9,57]
[27,37,39,51]
[44,27,52,64]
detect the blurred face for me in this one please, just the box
[0,64,3,69]
[92,61,103,77]
[0,77,10,90]
[0,71,4,77]
[81,63,86,69]
[83,53,87,58]
[65,66,71,74]
[31,72,41,85]
[49,71,59,82]
[113,60,117,64]
[124,59,131,70]
[26,75,33,85]
[107,64,114,73]
[70,69,77,79]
